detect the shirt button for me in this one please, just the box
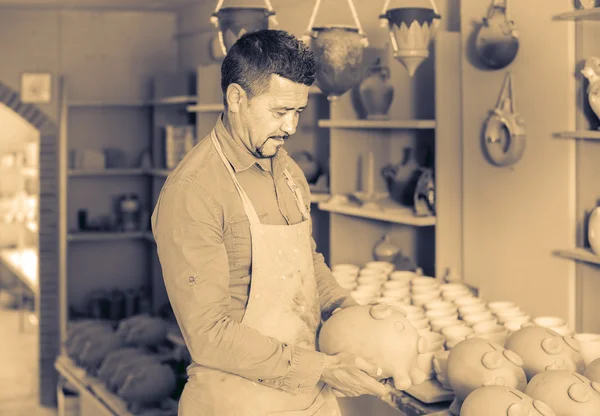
[258,379,263,382]
[188,276,196,284]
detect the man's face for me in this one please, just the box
[233,74,309,158]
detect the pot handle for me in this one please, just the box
[304,0,368,46]
[381,0,440,18]
[211,0,278,26]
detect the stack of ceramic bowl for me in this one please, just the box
[531,316,572,336]
[441,325,474,349]
[573,333,600,367]
[331,264,360,291]
[432,350,452,389]
[416,332,445,380]
[410,276,442,307]
[440,283,473,303]
[423,300,463,335]
[469,320,509,347]
[349,261,394,305]
[395,304,430,334]
[487,301,531,334]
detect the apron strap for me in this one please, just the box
[210,130,262,226]
[282,169,310,221]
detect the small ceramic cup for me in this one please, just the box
[424,300,456,311]
[440,283,469,293]
[412,294,442,307]
[382,287,411,297]
[574,333,600,366]
[441,324,474,342]
[503,320,525,334]
[453,297,485,308]
[383,280,410,290]
[462,312,497,327]
[363,261,395,275]
[416,352,437,380]
[357,275,386,286]
[496,312,530,325]
[358,268,387,279]
[468,325,508,347]
[426,309,458,321]
[430,317,464,333]
[389,271,416,284]
[487,301,517,313]
[443,290,472,302]
[412,284,443,295]
[409,317,430,331]
[332,263,360,274]
[411,276,440,287]
[458,304,489,317]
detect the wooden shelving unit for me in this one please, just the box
[318,119,436,129]
[186,103,224,113]
[67,231,148,242]
[553,130,600,140]
[553,8,600,21]
[67,100,150,108]
[68,168,146,177]
[318,199,436,227]
[152,95,197,105]
[554,248,600,266]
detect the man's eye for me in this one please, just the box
[277,112,286,117]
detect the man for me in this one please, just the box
[151,29,389,415]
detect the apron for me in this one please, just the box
[177,130,341,416]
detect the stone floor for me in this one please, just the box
[0,307,57,416]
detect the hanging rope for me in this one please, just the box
[380,0,440,27]
[304,0,368,47]
[210,0,278,27]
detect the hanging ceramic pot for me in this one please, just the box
[210,0,277,56]
[474,0,519,70]
[358,58,394,120]
[588,206,600,255]
[379,0,441,77]
[302,0,369,100]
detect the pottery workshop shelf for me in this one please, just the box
[152,95,197,105]
[318,119,436,130]
[553,8,600,21]
[68,100,151,108]
[68,168,147,177]
[67,231,149,242]
[318,198,436,227]
[553,248,600,266]
[186,103,224,113]
[553,130,600,140]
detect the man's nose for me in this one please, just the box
[281,113,297,136]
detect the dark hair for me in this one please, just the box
[221,30,316,106]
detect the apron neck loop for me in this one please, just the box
[282,169,310,221]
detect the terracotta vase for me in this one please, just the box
[358,59,394,120]
[460,385,556,416]
[504,326,585,381]
[525,370,600,416]
[318,304,428,390]
[211,7,274,55]
[588,206,600,255]
[446,338,527,415]
[379,7,441,77]
[307,25,367,101]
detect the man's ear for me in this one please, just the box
[226,83,246,113]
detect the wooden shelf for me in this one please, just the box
[318,199,436,227]
[68,168,146,177]
[152,95,197,105]
[67,231,148,242]
[554,248,600,266]
[310,193,330,204]
[187,103,224,113]
[553,8,600,21]
[68,100,150,107]
[148,168,172,177]
[318,119,436,129]
[553,130,600,140]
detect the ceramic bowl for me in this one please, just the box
[430,317,464,333]
[412,295,442,307]
[497,313,530,325]
[441,324,474,341]
[440,283,469,293]
[453,297,485,307]
[358,268,387,279]
[426,309,458,321]
[389,271,416,284]
[357,275,386,285]
[458,304,489,317]
[462,312,497,327]
[411,276,440,287]
[412,284,443,295]
[443,290,472,302]
[503,320,525,334]
[409,317,431,331]
[383,280,410,290]
[574,333,600,367]
[363,261,395,275]
[382,287,410,297]
[424,300,456,311]
[491,306,521,316]
[532,316,565,328]
[487,301,517,313]
[332,264,360,274]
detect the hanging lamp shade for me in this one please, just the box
[379,0,441,77]
[302,0,369,101]
[210,0,278,57]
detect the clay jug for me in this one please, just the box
[446,338,527,415]
[588,206,600,255]
[307,25,367,101]
[460,385,556,416]
[525,370,600,416]
[372,234,400,263]
[291,151,320,184]
[381,147,419,206]
[318,304,428,390]
[211,7,274,55]
[504,326,585,381]
[358,58,394,120]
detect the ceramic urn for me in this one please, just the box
[318,304,428,391]
[460,385,556,416]
[358,58,394,120]
[446,338,527,415]
[504,326,585,381]
[525,370,600,416]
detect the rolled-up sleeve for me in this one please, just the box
[151,178,326,394]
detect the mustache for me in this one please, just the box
[269,134,289,141]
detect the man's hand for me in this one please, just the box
[320,352,391,398]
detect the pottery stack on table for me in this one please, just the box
[416,331,446,380]
[531,316,572,336]
[346,261,394,305]
[410,276,442,306]
[395,304,430,335]
[331,264,360,291]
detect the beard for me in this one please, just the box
[256,135,289,158]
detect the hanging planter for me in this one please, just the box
[302,0,369,101]
[210,0,278,57]
[474,0,519,70]
[379,0,441,77]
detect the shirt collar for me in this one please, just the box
[214,114,288,174]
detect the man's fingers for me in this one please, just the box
[363,378,391,398]
[354,356,382,378]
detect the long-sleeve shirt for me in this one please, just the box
[151,114,355,395]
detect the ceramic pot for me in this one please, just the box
[78,332,126,373]
[97,347,145,383]
[291,151,320,184]
[584,358,600,382]
[588,206,600,255]
[211,7,274,55]
[381,147,420,207]
[525,370,600,416]
[318,304,428,390]
[307,25,367,100]
[446,338,528,415]
[474,5,519,70]
[379,7,441,77]
[460,385,556,416]
[504,326,585,381]
[574,333,600,367]
[453,297,485,308]
[118,362,177,406]
[372,234,401,263]
[358,58,394,120]
[364,260,395,275]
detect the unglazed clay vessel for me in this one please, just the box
[78,332,126,373]
[97,347,147,382]
[584,357,600,382]
[504,326,585,381]
[108,354,162,392]
[117,362,177,406]
[116,315,169,348]
[318,304,427,390]
[525,370,600,416]
[358,58,394,120]
[372,234,401,263]
[460,385,556,416]
[446,338,527,415]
